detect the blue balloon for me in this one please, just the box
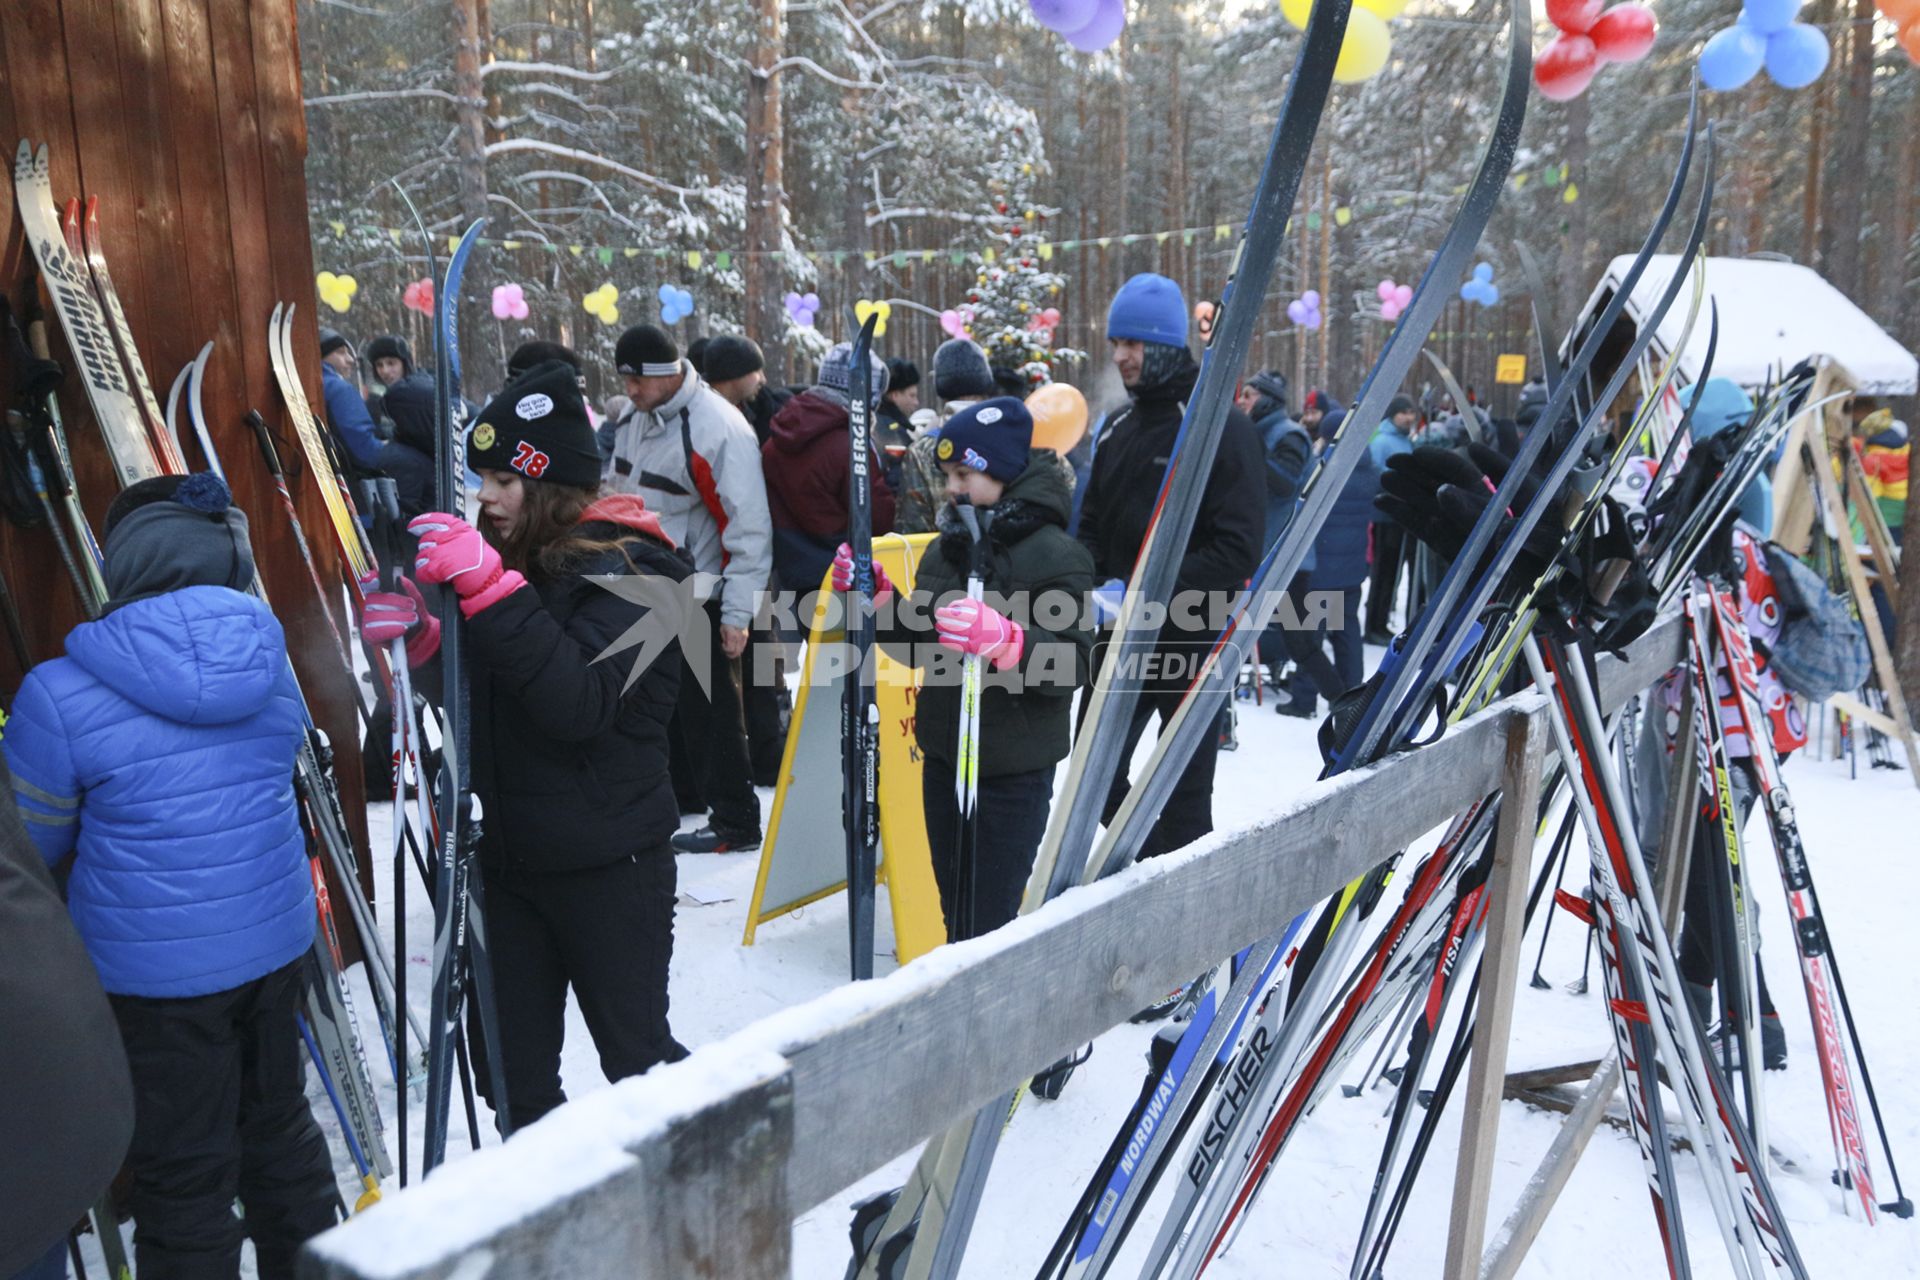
[1460,280,1475,302]
[1765,23,1829,89]
[1473,262,1494,283]
[1742,0,1800,36]
[657,283,675,303]
[1482,284,1500,306]
[679,288,694,309]
[1700,25,1766,90]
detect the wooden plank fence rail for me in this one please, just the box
[298,617,1683,1280]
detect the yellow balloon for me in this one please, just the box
[1028,382,1089,454]
[1355,0,1407,17]
[340,275,359,296]
[1334,9,1391,83]
[1281,0,1313,28]
[317,271,338,290]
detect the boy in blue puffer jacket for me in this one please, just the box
[5,473,338,1279]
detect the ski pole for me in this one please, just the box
[954,500,990,942]
[296,1010,382,1212]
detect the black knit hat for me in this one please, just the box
[318,327,352,359]
[686,337,711,376]
[467,360,601,488]
[704,335,765,384]
[885,358,919,394]
[506,340,582,381]
[614,324,679,378]
[932,339,995,402]
[364,335,413,372]
[1386,395,1417,419]
[934,397,1033,482]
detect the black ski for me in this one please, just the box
[843,311,882,980]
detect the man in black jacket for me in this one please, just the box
[1077,273,1265,858]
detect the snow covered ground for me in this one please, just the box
[93,652,1920,1278]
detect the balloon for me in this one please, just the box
[657,283,675,303]
[1302,290,1320,307]
[317,271,357,313]
[1380,299,1404,322]
[855,298,892,336]
[1028,382,1090,452]
[1483,284,1500,305]
[403,278,434,315]
[940,309,968,338]
[1545,0,1604,33]
[1376,278,1396,303]
[1472,263,1493,283]
[1700,24,1766,88]
[1534,34,1601,100]
[1042,307,1061,327]
[1394,284,1412,308]
[1062,0,1125,51]
[1333,8,1391,82]
[491,284,516,320]
[1590,3,1657,62]
[1287,299,1309,324]
[1880,0,1920,22]
[1764,22,1829,87]
[1281,0,1314,26]
[1904,19,1920,65]
[1356,0,1408,17]
[1029,0,1100,31]
[1743,0,1801,35]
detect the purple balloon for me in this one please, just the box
[1063,0,1125,52]
[1287,299,1309,324]
[1030,0,1100,32]
[1303,290,1320,307]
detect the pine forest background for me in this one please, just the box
[297,0,1918,417]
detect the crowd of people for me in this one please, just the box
[8,263,1912,1280]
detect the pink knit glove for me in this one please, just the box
[935,598,1023,671]
[359,574,441,666]
[409,511,526,618]
[830,542,893,602]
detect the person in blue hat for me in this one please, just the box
[829,396,1094,940]
[1076,273,1265,860]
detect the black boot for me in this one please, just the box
[1761,1013,1787,1071]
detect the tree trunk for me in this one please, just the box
[1881,91,1918,327]
[1560,93,1590,326]
[1902,469,1920,703]
[1802,0,1832,267]
[743,0,786,379]
[1818,0,1874,298]
[451,0,489,230]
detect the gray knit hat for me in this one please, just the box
[817,343,890,399]
[932,338,995,402]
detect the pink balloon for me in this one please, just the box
[1381,300,1404,322]
[1042,307,1062,326]
[1063,0,1125,51]
[1590,3,1657,63]
[1376,279,1396,303]
[940,309,968,338]
[1393,284,1413,307]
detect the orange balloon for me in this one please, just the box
[1878,0,1920,26]
[1904,16,1920,63]
[1028,382,1089,453]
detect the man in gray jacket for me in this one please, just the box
[607,324,774,852]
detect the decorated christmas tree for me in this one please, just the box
[959,183,1084,388]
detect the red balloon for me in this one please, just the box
[1903,17,1920,64]
[1534,34,1601,100]
[1545,0,1604,34]
[1590,3,1656,62]
[1878,0,1920,26]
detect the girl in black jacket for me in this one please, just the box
[363,361,690,1132]
[834,397,1095,940]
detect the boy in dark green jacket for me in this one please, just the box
[833,397,1094,938]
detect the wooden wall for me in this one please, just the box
[0,0,367,847]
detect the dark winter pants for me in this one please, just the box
[1092,683,1223,861]
[672,600,762,836]
[921,758,1055,941]
[742,628,791,787]
[482,853,687,1133]
[108,961,338,1280]
[1278,578,1364,710]
[1365,521,1406,636]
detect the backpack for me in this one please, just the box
[1762,543,1871,699]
